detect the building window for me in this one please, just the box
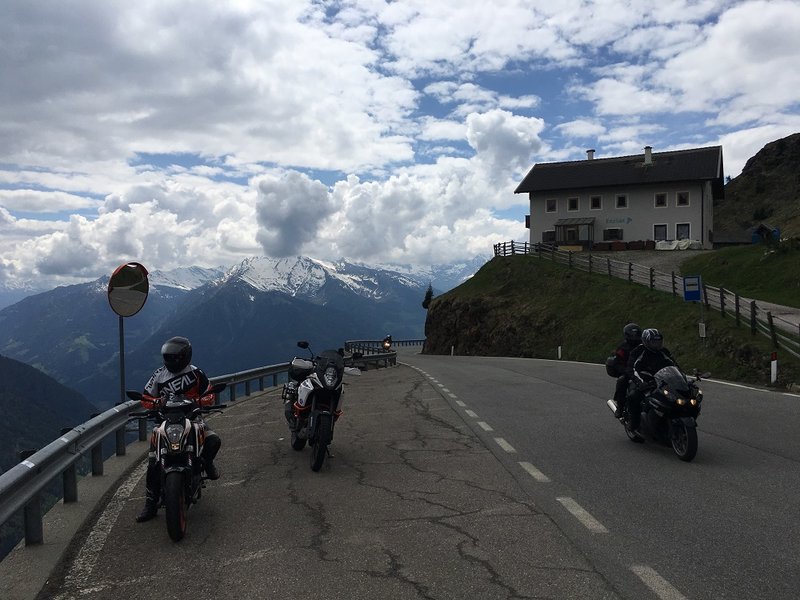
[677,191,689,206]
[542,230,555,242]
[590,195,602,210]
[546,198,557,213]
[654,192,667,208]
[568,197,579,212]
[654,224,668,241]
[616,194,628,209]
[603,228,623,241]
[676,223,691,240]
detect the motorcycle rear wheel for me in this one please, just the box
[671,421,698,462]
[164,472,187,542]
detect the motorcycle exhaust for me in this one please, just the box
[606,399,618,414]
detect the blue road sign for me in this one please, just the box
[683,275,702,302]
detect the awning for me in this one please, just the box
[554,217,595,226]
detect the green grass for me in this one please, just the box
[681,240,800,308]
[426,255,800,388]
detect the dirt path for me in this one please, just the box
[588,249,715,275]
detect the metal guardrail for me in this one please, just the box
[493,241,800,359]
[0,344,419,554]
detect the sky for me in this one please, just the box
[1,0,799,290]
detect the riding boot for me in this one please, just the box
[136,460,161,522]
[202,432,221,480]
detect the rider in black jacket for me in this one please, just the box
[607,322,642,417]
[624,328,676,431]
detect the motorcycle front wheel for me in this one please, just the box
[164,471,187,542]
[670,420,698,462]
[310,413,332,472]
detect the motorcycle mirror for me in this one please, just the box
[125,390,143,401]
[297,341,309,349]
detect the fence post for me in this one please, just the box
[628,263,633,283]
[649,268,655,290]
[750,301,757,335]
[719,288,726,316]
[511,240,515,255]
[703,283,710,309]
[607,258,611,278]
[20,449,43,546]
[735,294,741,327]
[588,255,592,274]
[671,272,676,297]
[568,251,573,268]
[767,312,779,348]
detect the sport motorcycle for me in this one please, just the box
[128,382,226,541]
[282,342,362,471]
[607,366,708,462]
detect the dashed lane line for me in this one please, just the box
[556,497,608,533]
[494,437,517,453]
[631,565,689,600]
[518,461,550,483]
[477,421,493,432]
[464,409,478,418]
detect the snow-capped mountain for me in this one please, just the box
[0,255,458,410]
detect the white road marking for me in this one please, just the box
[518,461,550,482]
[556,497,608,533]
[477,421,493,431]
[464,409,478,418]
[442,387,451,393]
[455,400,467,407]
[494,437,517,453]
[56,461,148,598]
[631,565,689,600]
[448,393,457,399]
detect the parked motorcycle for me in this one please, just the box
[282,342,361,471]
[606,366,708,462]
[127,382,226,541]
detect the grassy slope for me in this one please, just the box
[680,240,800,308]
[425,254,800,389]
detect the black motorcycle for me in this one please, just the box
[128,383,226,541]
[607,366,708,462]
[282,342,361,471]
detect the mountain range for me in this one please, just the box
[0,255,487,413]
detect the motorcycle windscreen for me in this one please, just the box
[654,366,690,395]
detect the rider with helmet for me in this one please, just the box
[135,336,222,523]
[624,328,676,431]
[606,322,642,418]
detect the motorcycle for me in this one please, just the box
[127,382,226,541]
[282,342,362,471]
[606,366,708,462]
[382,336,392,352]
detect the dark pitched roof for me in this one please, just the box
[515,146,724,194]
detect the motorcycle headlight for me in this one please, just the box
[676,398,686,406]
[323,366,338,388]
[166,424,184,449]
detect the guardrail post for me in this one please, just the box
[750,301,757,335]
[245,380,251,397]
[116,425,126,456]
[91,444,103,476]
[60,427,78,503]
[767,312,779,348]
[19,449,43,545]
[138,417,148,442]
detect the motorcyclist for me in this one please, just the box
[624,328,676,431]
[135,336,222,523]
[606,322,642,418]
[383,334,392,350]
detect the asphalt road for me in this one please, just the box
[31,350,800,600]
[400,351,800,600]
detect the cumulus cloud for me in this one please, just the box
[255,172,335,257]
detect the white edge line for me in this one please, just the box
[494,437,517,453]
[556,497,608,533]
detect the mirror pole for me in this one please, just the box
[118,315,126,404]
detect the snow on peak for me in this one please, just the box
[149,266,227,291]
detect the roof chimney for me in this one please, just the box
[586,149,595,160]
[644,146,653,165]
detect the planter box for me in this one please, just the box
[593,242,612,251]
[644,240,656,250]
[627,240,645,250]
[611,241,627,251]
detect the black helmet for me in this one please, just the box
[161,336,192,373]
[641,328,663,352]
[623,323,642,345]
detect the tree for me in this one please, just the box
[422,283,433,309]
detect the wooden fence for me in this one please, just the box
[493,241,800,359]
